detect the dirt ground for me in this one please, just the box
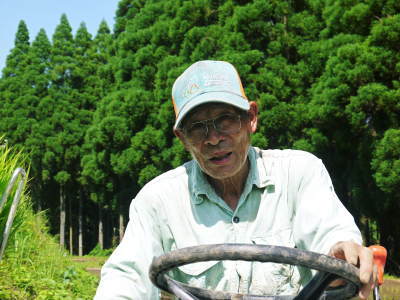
[72,256,104,276]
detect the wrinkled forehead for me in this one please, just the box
[182,102,242,124]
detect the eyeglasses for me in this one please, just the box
[182,113,242,143]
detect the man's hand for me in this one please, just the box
[328,241,376,299]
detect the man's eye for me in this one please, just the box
[216,114,237,128]
[188,122,204,133]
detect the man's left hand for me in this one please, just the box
[328,241,376,299]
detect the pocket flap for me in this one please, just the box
[252,228,294,247]
[177,260,219,276]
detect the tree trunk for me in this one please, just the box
[365,218,371,246]
[98,204,104,249]
[69,196,73,255]
[37,199,42,212]
[59,185,66,247]
[119,207,125,243]
[78,192,83,256]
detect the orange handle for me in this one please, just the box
[369,245,387,286]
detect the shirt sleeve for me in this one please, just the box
[94,193,163,300]
[291,154,362,255]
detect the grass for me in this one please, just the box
[0,214,99,299]
[0,143,27,245]
[370,276,400,300]
[348,275,400,299]
[0,139,98,299]
[72,255,108,270]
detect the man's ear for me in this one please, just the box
[247,101,258,133]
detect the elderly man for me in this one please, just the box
[95,60,375,299]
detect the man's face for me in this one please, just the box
[175,102,258,181]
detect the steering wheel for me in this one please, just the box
[149,243,361,300]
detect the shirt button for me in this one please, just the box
[233,216,240,223]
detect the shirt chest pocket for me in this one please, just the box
[168,242,222,289]
[170,260,223,291]
[250,228,301,295]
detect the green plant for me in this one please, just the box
[0,139,98,299]
[0,138,27,245]
[88,243,114,257]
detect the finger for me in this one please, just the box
[329,278,346,287]
[328,241,345,259]
[358,267,374,299]
[343,243,359,266]
[330,241,359,266]
[358,248,375,299]
[359,247,374,284]
[373,264,378,284]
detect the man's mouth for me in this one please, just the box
[210,152,232,162]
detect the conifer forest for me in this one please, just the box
[1,0,399,274]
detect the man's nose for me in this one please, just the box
[204,123,223,145]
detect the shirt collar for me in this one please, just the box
[190,146,274,205]
[251,146,275,188]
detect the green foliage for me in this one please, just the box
[368,14,400,51]
[0,137,28,245]
[371,129,400,196]
[88,243,114,257]
[0,142,97,299]
[1,20,30,78]
[0,213,98,299]
[1,0,400,274]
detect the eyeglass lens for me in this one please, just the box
[185,114,241,141]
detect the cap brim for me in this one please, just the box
[173,92,250,129]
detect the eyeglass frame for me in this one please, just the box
[178,111,248,143]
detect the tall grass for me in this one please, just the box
[0,139,98,299]
[0,139,28,256]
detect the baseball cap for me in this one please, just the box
[172,60,250,129]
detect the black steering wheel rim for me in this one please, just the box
[149,243,361,300]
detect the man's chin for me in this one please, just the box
[205,166,239,181]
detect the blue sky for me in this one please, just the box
[0,0,120,71]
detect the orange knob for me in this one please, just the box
[369,245,387,286]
